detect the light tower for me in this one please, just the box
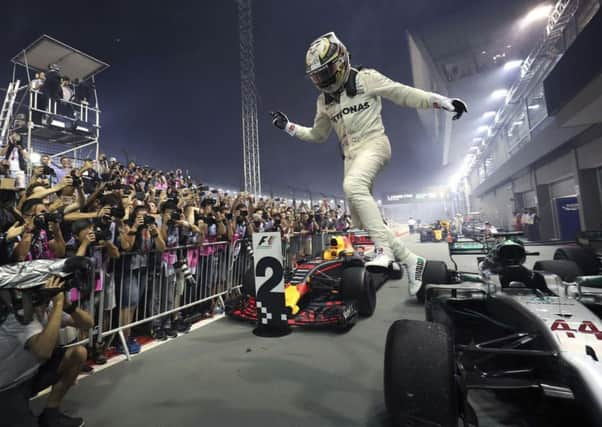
[237,0,261,196]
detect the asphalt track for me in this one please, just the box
[32,236,565,427]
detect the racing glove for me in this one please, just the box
[270,111,289,129]
[270,111,296,135]
[432,97,468,120]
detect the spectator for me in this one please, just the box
[0,275,93,427]
[151,200,185,340]
[529,208,540,241]
[408,216,416,233]
[55,157,72,184]
[483,221,498,236]
[14,198,66,261]
[1,133,28,189]
[41,64,62,111]
[513,211,522,232]
[521,209,531,240]
[79,158,100,195]
[117,205,165,352]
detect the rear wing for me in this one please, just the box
[491,231,524,238]
[448,239,488,256]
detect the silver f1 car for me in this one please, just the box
[385,232,602,427]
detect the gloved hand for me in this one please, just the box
[449,99,468,120]
[434,97,468,120]
[270,111,289,130]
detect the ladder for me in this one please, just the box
[0,80,20,145]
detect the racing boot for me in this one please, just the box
[365,247,396,273]
[402,253,426,296]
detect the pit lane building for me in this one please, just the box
[407,0,601,240]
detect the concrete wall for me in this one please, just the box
[578,168,602,230]
[534,151,575,185]
[577,135,602,169]
[512,171,534,194]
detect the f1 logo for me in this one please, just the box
[258,236,273,247]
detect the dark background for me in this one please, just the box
[0,0,480,196]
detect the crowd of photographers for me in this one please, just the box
[0,147,351,427]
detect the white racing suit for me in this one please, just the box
[286,68,447,262]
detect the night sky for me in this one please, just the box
[1,0,482,198]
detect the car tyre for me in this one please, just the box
[554,247,599,276]
[533,259,583,282]
[341,266,376,317]
[385,319,458,427]
[417,260,449,303]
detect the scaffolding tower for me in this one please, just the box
[1,35,109,175]
[237,0,261,196]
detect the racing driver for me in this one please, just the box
[270,32,467,296]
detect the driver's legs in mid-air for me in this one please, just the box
[342,137,425,294]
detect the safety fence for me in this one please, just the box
[65,239,250,358]
[61,231,371,358]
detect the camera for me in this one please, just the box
[143,215,156,226]
[42,165,55,176]
[93,226,112,242]
[201,198,216,207]
[106,181,123,191]
[44,211,63,223]
[170,211,182,222]
[135,191,145,201]
[70,173,82,187]
[110,206,125,219]
[34,211,63,230]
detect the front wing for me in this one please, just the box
[226,294,358,328]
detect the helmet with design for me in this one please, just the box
[305,32,350,94]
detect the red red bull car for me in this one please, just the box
[226,233,391,330]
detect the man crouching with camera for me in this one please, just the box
[0,275,93,427]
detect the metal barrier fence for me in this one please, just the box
[66,240,250,359]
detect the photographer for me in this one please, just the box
[151,200,186,339]
[0,179,25,266]
[1,132,28,190]
[116,205,165,352]
[40,155,58,186]
[79,159,100,195]
[0,275,93,427]
[14,198,66,262]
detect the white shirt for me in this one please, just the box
[408,219,416,226]
[62,86,72,102]
[6,144,21,172]
[31,78,44,91]
[0,314,43,391]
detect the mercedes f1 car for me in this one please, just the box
[226,233,392,330]
[385,232,602,427]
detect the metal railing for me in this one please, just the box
[65,240,250,359]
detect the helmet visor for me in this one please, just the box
[307,61,339,89]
